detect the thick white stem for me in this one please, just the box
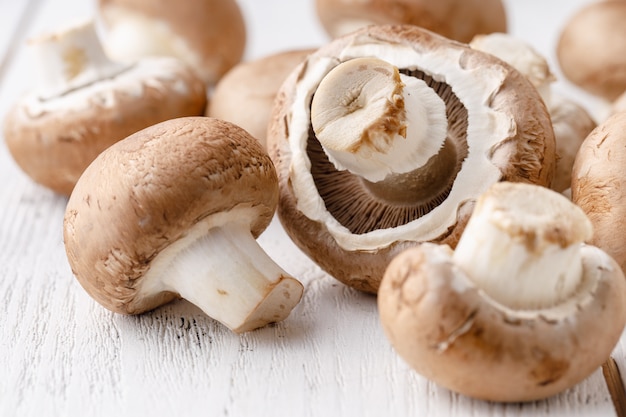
[28,19,129,100]
[154,222,303,333]
[311,57,447,182]
[452,182,593,310]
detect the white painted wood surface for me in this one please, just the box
[0,1,623,416]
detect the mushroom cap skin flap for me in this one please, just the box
[63,117,303,333]
[267,25,556,293]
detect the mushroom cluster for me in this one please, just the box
[3,19,207,195]
[378,181,626,402]
[64,117,304,333]
[268,24,556,293]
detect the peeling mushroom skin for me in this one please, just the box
[97,0,246,85]
[315,0,507,43]
[378,182,626,402]
[2,21,207,196]
[268,25,556,293]
[63,117,303,333]
[557,1,626,101]
[207,49,315,149]
[572,112,626,274]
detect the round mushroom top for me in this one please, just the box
[98,0,246,85]
[269,25,555,253]
[64,117,278,314]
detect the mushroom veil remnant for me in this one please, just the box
[64,117,304,333]
[97,0,246,85]
[2,19,207,196]
[379,182,626,402]
[267,25,556,293]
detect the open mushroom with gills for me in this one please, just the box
[63,117,304,333]
[267,25,556,293]
[207,48,315,149]
[2,19,207,196]
[572,111,626,275]
[315,0,507,43]
[97,0,246,86]
[469,32,597,194]
[378,181,626,402]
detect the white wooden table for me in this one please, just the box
[0,1,623,416]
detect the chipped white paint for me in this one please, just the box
[0,0,623,416]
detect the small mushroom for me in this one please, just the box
[207,48,315,149]
[572,111,626,274]
[315,0,507,43]
[2,20,207,196]
[469,32,597,194]
[378,181,626,402]
[557,0,626,101]
[97,0,246,85]
[268,25,555,293]
[63,117,304,333]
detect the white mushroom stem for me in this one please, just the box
[148,222,303,333]
[310,57,448,183]
[452,182,593,310]
[28,19,129,100]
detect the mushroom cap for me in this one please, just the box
[267,24,555,293]
[556,1,626,101]
[315,0,507,43]
[3,57,207,195]
[572,111,626,273]
[207,48,315,149]
[63,116,278,314]
[97,0,246,85]
[378,242,626,402]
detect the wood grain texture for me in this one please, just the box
[0,0,624,416]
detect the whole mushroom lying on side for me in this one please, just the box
[2,20,207,196]
[378,181,626,402]
[97,0,246,85]
[267,25,556,293]
[63,117,304,333]
[315,0,507,43]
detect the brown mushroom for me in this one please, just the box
[2,20,207,196]
[378,181,626,402]
[572,111,626,274]
[207,48,315,149]
[557,0,626,101]
[267,25,556,293]
[63,117,304,333]
[97,0,246,85]
[315,0,507,43]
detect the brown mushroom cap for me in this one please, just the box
[97,0,246,85]
[572,111,626,273]
[207,49,316,149]
[557,1,626,101]
[267,24,555,293]
[378,242,626,402]
[3,57,207,196]
[64,117,278,314]
[315,0,507,43]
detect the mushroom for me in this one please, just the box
[378,181,626,402]
[557,0,626,101]
[207,48,315,149]
[572,111,626,275]
[315,0,507,43]
[267,25,556,293]
[97,0,246,85]
[2,19,207,196]
[469,32,597,194]
[63,117,304,333]
[611,90,626,115]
